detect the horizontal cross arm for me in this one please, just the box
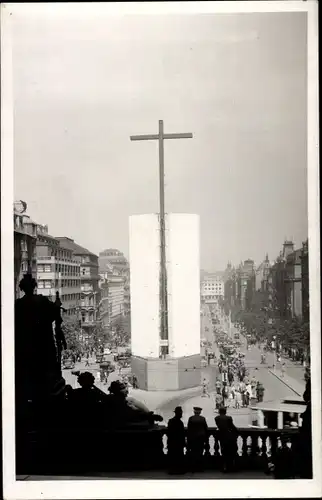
[130,134,159,141]
[163,133,193,139]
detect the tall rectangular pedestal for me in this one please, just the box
[132,354,201,391]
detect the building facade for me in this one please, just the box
[14,201,38,299]
[99,248,129,273]
[99,266,126,329]
[36,225,81,317]
[255,254,271,292]
[267,240,309,321]
[56,237,100,330]
[301,239,309,321]
[201,272,225,303]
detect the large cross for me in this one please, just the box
[130,120,193,354]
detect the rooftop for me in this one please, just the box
[56,237,97,257]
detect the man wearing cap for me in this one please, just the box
[215,407,238,472]
[167,406,186,474]
[187,407,208,471]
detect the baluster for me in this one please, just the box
[213,434,220,457]
[162,432,168,455]
[208,434,215,456]
[242,434,248,457]
[251,434,258,456]
[237,435,243,457]
[261,434,268,458]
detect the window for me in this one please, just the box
[38,265,44,273]
[38,281,44,289]
[44,264,51,272]
[45,281,51,289]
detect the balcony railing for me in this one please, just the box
[17,425,301,477]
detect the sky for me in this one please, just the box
[12,6,308,271]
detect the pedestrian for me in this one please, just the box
[167,406,186,474]
[132,374,138,389]
[215,407,238,473]
[281,362,286,378]
[202,378,210,398]
[187,407,208,472]
[256,382,264,403]
[215,392,223,410]
[215,379,221,395]
[234,388,241,409]
[222,383,228,406]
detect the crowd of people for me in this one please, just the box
[213,350,265,410]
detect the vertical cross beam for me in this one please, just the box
[130,120,193,356]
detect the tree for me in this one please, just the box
[62,320,83,352]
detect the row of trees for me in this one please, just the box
[222,289,310,356]
[62,315,131,355]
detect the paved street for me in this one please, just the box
[62,311,305,428]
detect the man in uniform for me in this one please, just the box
[187,407,208,472]
[167,406,186,474]
[215,406,238,472]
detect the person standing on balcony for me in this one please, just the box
[187,407,208,472]
[215,406,238,473]
[167,406,186,475]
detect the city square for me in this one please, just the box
[3,3,320,494]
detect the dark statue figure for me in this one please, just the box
[15,274,67,404]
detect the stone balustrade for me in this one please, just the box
[16,423,299,477]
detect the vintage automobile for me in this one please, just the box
[62,358,75,370]
[100,353,115,373]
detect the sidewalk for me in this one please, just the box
[268,367,305,397]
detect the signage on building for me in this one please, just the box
[159,339,169,346]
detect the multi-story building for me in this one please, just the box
[223,264,237,309]
[301,239,309,321]
[99,248,129,273]
[99,265,125,329]
[201,272,225,303]
[255,254,271,292]
[56,237,100,331]
[267,240,306,320]
[237,259,256,311]
[285,247,303,318]
[14,201,38,299]
[36,225,81,317]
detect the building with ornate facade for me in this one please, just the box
[14,201,38,299]
[36,225,81,318]
[267,240,309,321]
[201,272,225,303]
[56,237,100,331]
[99,264,126,329]
[99,248,129,273]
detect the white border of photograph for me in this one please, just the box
[1,1,320,499]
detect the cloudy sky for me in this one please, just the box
[12,5,308,271]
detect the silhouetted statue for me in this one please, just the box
[54,291,67,372]
[187,406,208,471]
[167,406,186,474]
[215,406,238,472]
[15,274,66,404]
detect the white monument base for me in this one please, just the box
[131,354,201,391]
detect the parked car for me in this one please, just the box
[62,358,75,370]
